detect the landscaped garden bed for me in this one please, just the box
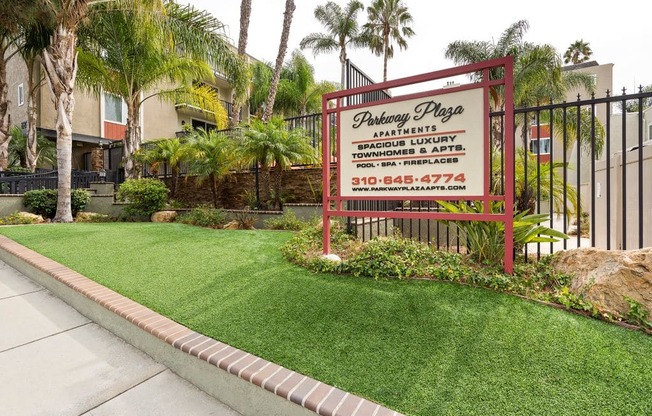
[1,223,651,415]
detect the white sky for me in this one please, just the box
[187,0,650,97]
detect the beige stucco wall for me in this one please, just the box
[38,80,102,138]
[594,145,652,249]
[141,77,234,141]
[5,49,29,130]
[142,94,182,141]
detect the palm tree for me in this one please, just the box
[0,2,31,170]
[77,1,244,180]
[444,20,598,152]
[275,50,337,116]
[563,40,592,65]
[38,0,94,222]
[16,19,51,172]
[241,116,317,210]
[229,0,253,127]
[187,129,237,208]
[249,61,274,118]
[262,0,296,122]
[363,0,415,82]
[300,0,367,87]
[492,147,579,216]
[140,138,189,199]
[8,125,56,169]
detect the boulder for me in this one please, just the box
[550,247,652,317]
[151,210,177,223]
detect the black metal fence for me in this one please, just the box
[0,170,101,194]
[345,88,652,258]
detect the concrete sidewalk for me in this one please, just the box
[0,259,241,416]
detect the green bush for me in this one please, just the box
[24,188,91,219]
[116,178,168,217]
[176,206,227,228]
[263,211,309,231]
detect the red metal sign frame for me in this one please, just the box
[321,57,514,273]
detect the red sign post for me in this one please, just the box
[322,57,514,273]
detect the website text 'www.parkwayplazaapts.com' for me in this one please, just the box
[351,184,466,192]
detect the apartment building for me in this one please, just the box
[5,54,244,172]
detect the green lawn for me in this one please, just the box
[2,223,651,416]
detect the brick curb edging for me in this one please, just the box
[0,236,401,416]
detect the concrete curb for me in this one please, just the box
[0,236,401,416]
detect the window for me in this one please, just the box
[648,123,652,141]
[104,93,126,124]
[17,83,24,106]
[191,119,217,132]
[529,138,551,155]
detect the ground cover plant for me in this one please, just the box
[1,223,651,416]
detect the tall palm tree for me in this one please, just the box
[249,61,273,118]
[17,19,51,172]
[241,116,317,210]
[36,0,159,222]
[229,0,252,127]
[300,0,367,87]
[563,39,592,65]
[0,2,32,170]
[262,0,295,122]
[275,50,337,116]
[77,1,244,180]
[187,129,236,208]
[39,0,94,222]
[363,0,415,82]
[444,20,598,152]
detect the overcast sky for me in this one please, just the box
[186,0,650,97]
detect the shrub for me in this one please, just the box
[0,211,43,225]
[345,236,442,279]
[75,212,115,223]
[176,207,227,228]
[71,189,92,215]
[24,189,91,219]
[263,211,309,231]
[116,178,168,217]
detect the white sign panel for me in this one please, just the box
[339,88,484,197]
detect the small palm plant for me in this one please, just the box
[241,117,318,210]
[438,200,568,265]
[492,148,579,218]
[186,129,237,208]
[139,138,189,198]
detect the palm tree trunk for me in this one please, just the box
[262,0,295,122]
[272,162,283,210]
[172,166,179,198]
[209,172,218,208]
[0,52,10,171]
[383,31,389,82]
[340,49,347,88]
[229,0,252,127]
[26,56,39,172]
[123,100,142,180]
[259,163,271,209]
[42,26,78,223]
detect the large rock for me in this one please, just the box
[151,211,177,223]
[551,248,652,317]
